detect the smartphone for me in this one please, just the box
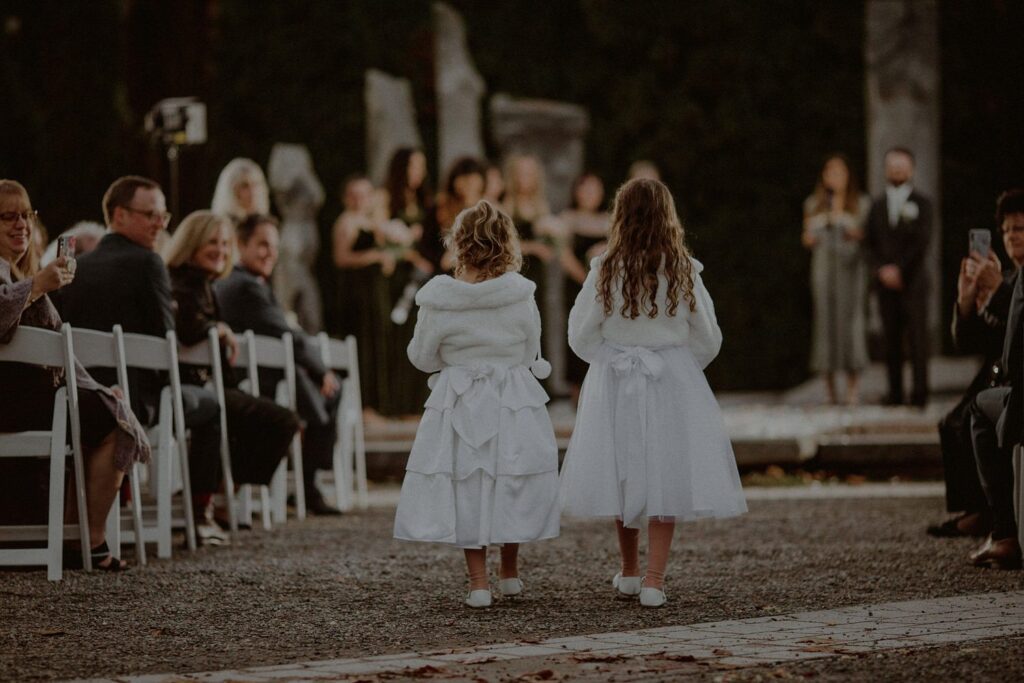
[56,234,77,259]
[969,229,991,259]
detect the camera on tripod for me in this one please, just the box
[145,97,207,146]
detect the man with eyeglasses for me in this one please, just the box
[60,176,228,543]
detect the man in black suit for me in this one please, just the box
[965,189,1024,569]
[60,176,226,541]
[214,214,343,515]
[864,147,933,407]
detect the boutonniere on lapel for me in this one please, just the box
[900,201,919,222]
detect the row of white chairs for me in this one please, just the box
[0,324,367,580]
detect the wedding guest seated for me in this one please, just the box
[59,176,227,545]
[965,189,1024,570]
[0,179,150,571]
[929,200,1023,538]
[214,214,342,515]
[163,210,300,519]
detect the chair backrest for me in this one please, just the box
[317,332,354,372]
[68,327,118,370]
[0,325,71,370]
[249,332,295,407]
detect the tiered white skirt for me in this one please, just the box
[560,344,747,528]
[393,364,561,548]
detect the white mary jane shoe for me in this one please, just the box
[639,582,667,608]
[612,572,642,597]
[499,577,524,596]
[465,589,492,608]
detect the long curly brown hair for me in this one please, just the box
[445,200,522,282]
[597,178,695,318]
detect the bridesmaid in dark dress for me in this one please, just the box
[418,157,488,276]
[380,148,434,416]
[559,173,610,403]
[503,155,561,389]
[332,176,394,419]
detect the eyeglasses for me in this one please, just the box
[120,205,172,226]
[0,210,39,224]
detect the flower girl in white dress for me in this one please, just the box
[560,178,747,608]
[393,200,560,608]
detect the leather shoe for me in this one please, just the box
[306,489,343,516]
[927,512,989,538]
[969,535,1022,570]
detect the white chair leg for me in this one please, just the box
[46,395,68,582]
[1013,446,1023,551]
[259,485,272,530]
[129,464,146,566]
[353,411,368,509]
[270,461,287,524]
[176,438,197,552]
[291,436,305,521]
[157,424,173,559]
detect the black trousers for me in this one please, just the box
[878,286,929,404]
[302,390,341,491]
[969,387,1018,540]
[938,382,991,514]
[224,388,300,486]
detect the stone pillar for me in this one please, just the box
[365,69,422,186]
[865,0,942,344]
[490,94,590,394]
[434,2,486,180]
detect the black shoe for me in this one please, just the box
[305,488,343,516]
[881,395,904,407]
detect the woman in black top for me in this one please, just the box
[163,211,299,522]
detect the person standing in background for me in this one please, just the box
[559,173,610,403]
[864,147,933,407]
[802,154,871,405]
[211,158,270,225]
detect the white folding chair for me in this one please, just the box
[177,327,239,535]
[318,333,367,510]
[119,329,197,555]
[249,332,305,523]
[68,325,147,566]
[0,324,90,579]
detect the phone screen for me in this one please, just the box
[969,229,991,259]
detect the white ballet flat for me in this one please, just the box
[612,572,642,596]
[464,589,492,608]
[499,577,523,596]
[639,584,667,608]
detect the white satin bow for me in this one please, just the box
[447,365,505,448]
[608,345,666,529]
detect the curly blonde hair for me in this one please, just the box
[598,178,695,318]
[445,200,522,282]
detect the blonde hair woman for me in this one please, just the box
[211,158,270,223]
[163,211,299,536]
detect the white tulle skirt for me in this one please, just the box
[394,364,561,548]
[560,344,747,529]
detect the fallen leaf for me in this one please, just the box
[661,654,697,662]
[34,629,65,637]
[571,653,630,663]
[712,648,733,656]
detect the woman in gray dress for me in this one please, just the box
[802,154,870,405]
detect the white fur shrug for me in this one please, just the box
[567,256,723,369]
[407,272,545,374]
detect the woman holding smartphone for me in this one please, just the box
[802,154,871,405]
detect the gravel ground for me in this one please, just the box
[2,495,1023,681]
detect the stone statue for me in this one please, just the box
[434,2,486,179]
[365,69,422,186]
[267,143,325,333]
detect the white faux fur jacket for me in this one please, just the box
[567,255,723,369]
[407,272,549,375]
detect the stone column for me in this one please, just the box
[365,69,422,186]
[490,94,590,394]
[865,0,942,344]
[434,3,486,180]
